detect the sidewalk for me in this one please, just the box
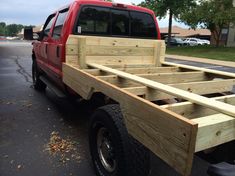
[166,54,235,68]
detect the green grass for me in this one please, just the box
[166,46,235,62]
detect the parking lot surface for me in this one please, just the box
[2,41,232,176]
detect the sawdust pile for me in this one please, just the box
[45,131,81,164]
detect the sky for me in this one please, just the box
[0,0,188,28]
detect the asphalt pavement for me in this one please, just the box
[2,41,231,176]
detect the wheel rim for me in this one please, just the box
[97,127,116,173]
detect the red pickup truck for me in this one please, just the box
[25,1,160,176]
[29,0,160,93]
[24,1,235,176]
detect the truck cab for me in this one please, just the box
[31,0,160,92]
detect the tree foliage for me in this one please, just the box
[139,0,196,46]
[0,22,32,37]
[180,0,235,46]
[0,22,6,36]
[139,0,195,19]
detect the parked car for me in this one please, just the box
[183,38,198,46]
[165,37,184,46]
[184,38,210,46]
[200,39,210,45]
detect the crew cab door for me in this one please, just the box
[36,14,56,74]
[47,8,69,86]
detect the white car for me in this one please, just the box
[184,38,210,46]
[200,39,210,45]
[183,38,198,46]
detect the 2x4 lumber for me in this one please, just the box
[68,35,157,47]
[161,94,235,119]
[98,71,208,85]
[88,63,235,118]
[77,37,87,68]
[82,69,111,76]
[84,67,179,76]
[116,66,179,74]
[86,45,154,56]
[102,64,161,68]
[86,56,155,65]
[193,113,235,152]
[123,79,235,101]
[163,61,235,78]
[62,63,197,176]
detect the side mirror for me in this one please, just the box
[24,27,33,40]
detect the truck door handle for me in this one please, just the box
[56,46,60,58]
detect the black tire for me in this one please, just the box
[32,60,46,91]
[89,104,150,176]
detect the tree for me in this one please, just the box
[0,22,6,36]
[139,0,196,46]
[5,24,24,37]
[6,24,19,36]
[180,0,235,46]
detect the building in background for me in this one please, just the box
[160,25,235,47]
[160,26,211,40]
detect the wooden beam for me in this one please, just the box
[63,63,197,176]
[88,63,235,118]
[123,79,235,101]
[117,66,179,74]
[86,45,154,56]
[86,56,155,66]
[161,94,235,119]
[77,37,87,68]
[193,113,235,152]
[84,67,179,76]
[98,71,208,85]
[68,34,159,47]
[115,67,178,74]
[163,61,235,78]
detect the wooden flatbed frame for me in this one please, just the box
[63,35,235,176]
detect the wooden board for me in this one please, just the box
[163,61,235,78]
[66,35,166,68]
[162,95,235,119]
[193,113,235,152]
[83,66,179,76]
[98,72,208,85]
[123,79,235,101]
[63,63,197,176]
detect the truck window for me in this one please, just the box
[111,9,129,36]
[130,11,157,38]
[75,6,158,39]
[77,7,110,35]
[52,9,69,39]
[44,14,56,37]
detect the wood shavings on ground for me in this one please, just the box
[44,131,81,164]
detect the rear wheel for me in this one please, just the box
[89,104,150,176]
[32,60,46,91]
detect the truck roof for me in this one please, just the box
[56,0,155,15]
